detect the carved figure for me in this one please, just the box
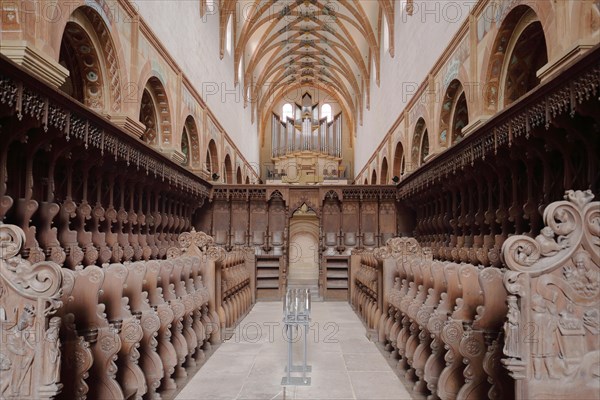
[42,317,61,386]
[503,295,520,357]
[4,306,36,397]
[563,251,599,296]
[535,227,562,256]
[530,294,560,380]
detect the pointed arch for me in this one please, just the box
[206,139,219,175]
[139,77,173,147]
[392,142,405,178]
[411,118,429,168]
[380,157,389,184]
[485,6,548,111]
[371,169,378,185]
[224,154,233,184]
[439,80,469,148]
[236,166,243,184]
[58,6,125,112]
[180,127,190,166]
[183,116,201,169]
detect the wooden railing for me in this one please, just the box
[0,226,254,400]
[349,190,599,400]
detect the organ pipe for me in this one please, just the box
[271,111,343,158]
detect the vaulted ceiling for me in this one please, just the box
[217,0,395,134]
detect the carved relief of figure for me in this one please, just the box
[563,251,599,297]
[503,295,520,357]
[4,306,36,397]
[535,227,563,256]
[42,317,61,386]
[531,294,560,380]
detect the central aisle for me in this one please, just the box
[176,302,414,400]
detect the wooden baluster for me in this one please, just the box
[90,170,112,264]
[116,177,133,262]
[136,184,151,260]
[457,267,509,400]
[425,263,460,400]
[127,182,142,260]
[125,261,164,399]
[143,260,177,390]
[100,263,146,399]
[438,264,483,400]
[175,257,198,368]
[66,266,123,399]
[56,155,84,268]
[57,269,93,400]
[73,161,99,266]
[158,259,188,380]
[104,174,124,262]
[35,146,66,265]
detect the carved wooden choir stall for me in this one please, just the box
[350,191,599,400]
[0,225,253,400]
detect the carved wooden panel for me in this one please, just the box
[502,190,599,400]
[268,199,286,233]
[341,201,359,233]
[322,199,341,234]
[361,201,378,234]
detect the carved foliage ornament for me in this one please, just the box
[501,191,600,398]
[0,223,64,399]
[373,236,433,261]
[501,190,598,277]
[167,229,225,261]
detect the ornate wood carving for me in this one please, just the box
[501,190,600,399]
[0,223,64,399]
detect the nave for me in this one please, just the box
[175,302,414,400]
[0,1,598,399]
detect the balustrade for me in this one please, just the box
[0,225,255,399]
[351,237,511,400]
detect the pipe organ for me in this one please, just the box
[271,112,342,158]
[270,97,344,184]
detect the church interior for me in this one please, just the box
[0,0,599,399]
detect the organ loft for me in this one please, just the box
[0,1,598,400]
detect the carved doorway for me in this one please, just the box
[288,204,320,289]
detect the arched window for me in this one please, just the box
[321,104,332,122]
[181,129,190,165]
[225,16,233,55]
[371,170,378,185]
[282,103,293,121]
[383,16,390,53]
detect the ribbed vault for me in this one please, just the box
[217,0,395,135]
